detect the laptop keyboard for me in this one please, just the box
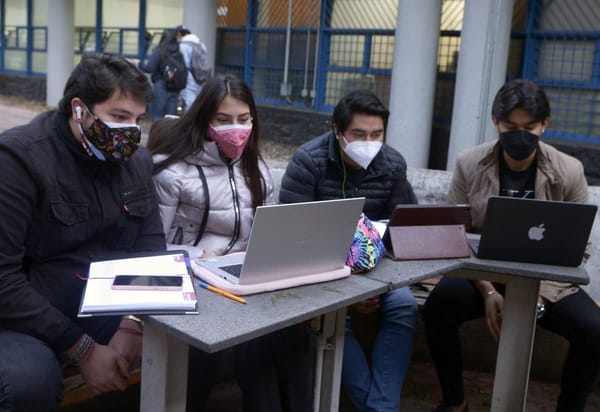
[219,264,243,278]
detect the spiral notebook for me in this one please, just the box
[78,250,198,316]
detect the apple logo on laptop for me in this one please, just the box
[528,224,545,241]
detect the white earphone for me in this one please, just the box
[75,106,82,120]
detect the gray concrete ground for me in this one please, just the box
[2,99,600,411]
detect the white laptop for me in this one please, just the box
[192,197,365,295]
[470,196,597,267]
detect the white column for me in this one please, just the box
[445,0,515,171]
[183,0,217,75]
[387,0,442,169]
[46,0,74,108]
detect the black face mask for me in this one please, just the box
[498,130,539,161]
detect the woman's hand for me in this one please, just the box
[484,290,504,341]
[108,318,143,371]
[79,344,130,395]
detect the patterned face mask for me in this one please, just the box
[207,123,252,160]
[78,106,141,164]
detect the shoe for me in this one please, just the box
[432,402,469,412]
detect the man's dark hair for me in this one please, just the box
[491,78,550,122]
[332,90,390,135]
[58,53,154,115]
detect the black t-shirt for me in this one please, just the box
[499,153,536,199]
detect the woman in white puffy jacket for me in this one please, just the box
[148,73,274,260]
[147,73,274,410]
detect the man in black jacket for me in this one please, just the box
[278,90,418,412]
[0,54,165,410]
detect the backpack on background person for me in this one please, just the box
[160,48,187,92]
[180,34,211,85]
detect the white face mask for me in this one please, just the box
[341,136,383,170]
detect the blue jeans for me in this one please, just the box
[0,329,63,411]
[342,286,417,412]
[149,79,179,121]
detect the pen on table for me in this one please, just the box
[198,281,246,304]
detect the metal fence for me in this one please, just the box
[0,0,598,145]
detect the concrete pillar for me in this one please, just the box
[46,0,74,108]
[445,0,515,171]
[183,0,217,75]
[386,0,442,169]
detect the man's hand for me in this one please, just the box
[78,344,130,396]
[349,297,380,315]
[108,318,143,371]
[483,291,504,341]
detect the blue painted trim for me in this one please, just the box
[362,33,372,74]
[243,0,257,86]
[1,0,5,71]
[138,0,147,60]
[521,0,542,78]
[26,0,32,75]
[314,0,333,111]
[544,131,600,144]
[594,39,600,88]
[96,0,103,52]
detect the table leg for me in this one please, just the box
[491,277,539,412]
[141,322,189,412]
[314,307,347,412]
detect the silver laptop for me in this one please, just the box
[196,197,365,285]
[471,196,597,267]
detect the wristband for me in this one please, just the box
[60,334,96,366]
[536,302,546,319]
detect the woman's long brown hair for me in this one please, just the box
[147,74,266,209]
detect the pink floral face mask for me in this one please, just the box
[207,123,252,160]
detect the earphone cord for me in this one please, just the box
[338,138,347,199]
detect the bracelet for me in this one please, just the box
[123,315,144,332]
[61,334,96,366]
[486,290,497,297]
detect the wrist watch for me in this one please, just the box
[536,302,546,319]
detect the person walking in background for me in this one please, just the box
[138,25,190,120]
[278,89,419,412]
[423,78,600,412]
[179,32,211,113]
[147,73,275,410]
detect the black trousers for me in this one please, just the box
[234,325,313,412]
[422,277,600,412]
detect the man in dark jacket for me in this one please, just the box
[0,54,165,410]
[279,90,418,412]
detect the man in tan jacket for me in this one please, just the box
[423,78,600,412]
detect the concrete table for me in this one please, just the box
[360,255,589,412]
[450,257,589,412]
[140,256,588,412]
[140,273,389,412]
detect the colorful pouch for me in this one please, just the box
[346,213,386,273]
